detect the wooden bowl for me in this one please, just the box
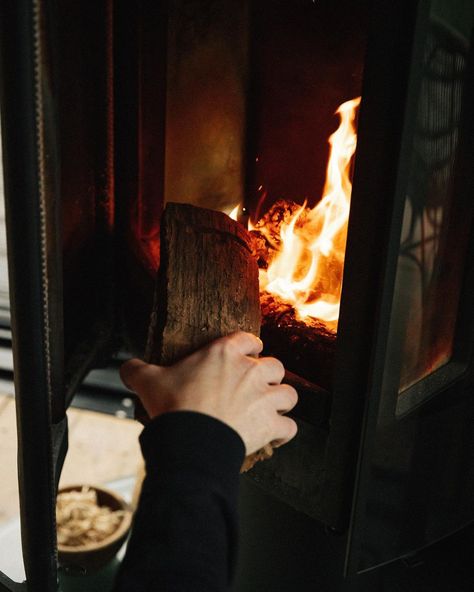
[57,485,133,572]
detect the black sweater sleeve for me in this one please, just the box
[113,411,245,592]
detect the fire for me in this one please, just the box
[259,96,361,329]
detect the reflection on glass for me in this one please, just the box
[389,7,474,396]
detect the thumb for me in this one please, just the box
[120,358,152,392]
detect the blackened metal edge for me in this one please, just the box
[342,0,433,575]
[347,2,474,576]
[0,0,60,589]
[396,361,468,418]
[114,0,168,356]
[0,572,25,592]
[62,0,118,409]
[321,0,425,534]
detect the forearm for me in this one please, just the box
[113,412,245,592]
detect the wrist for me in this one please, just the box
[140,411,246,479]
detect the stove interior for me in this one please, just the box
[121,0,370,395]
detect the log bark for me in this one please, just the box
[145,202,271,470]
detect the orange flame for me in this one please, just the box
[260,96,361,329]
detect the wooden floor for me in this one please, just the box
[0,393,143,526]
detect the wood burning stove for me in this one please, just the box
[0,1,473,590]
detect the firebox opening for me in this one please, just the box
[127,0,370,393]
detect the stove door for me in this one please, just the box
[344,0,474,574]
[0,2,114,590]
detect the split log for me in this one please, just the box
[145,202,261,363]
[144,202,272,470]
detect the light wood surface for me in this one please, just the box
[0,396,20,524]
[0,393,143,526]
[60,407,142,488]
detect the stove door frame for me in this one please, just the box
[0,1,115,590]
[0,2,64,590]
[337,0,474,574]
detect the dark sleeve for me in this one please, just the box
[113,411,245,592]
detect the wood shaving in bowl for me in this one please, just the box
[56,486,127,547]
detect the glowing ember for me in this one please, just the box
[258,96,361,329]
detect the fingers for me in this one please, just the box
[215,331,263,357]
[256,357,285,385]
[265,384,298,449]
[271,415,298,448]
[269,383,298,413]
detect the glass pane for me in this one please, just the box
[387,1,474,402]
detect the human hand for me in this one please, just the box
[120,331,298,455]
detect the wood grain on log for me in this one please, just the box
[146,202,261,363]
